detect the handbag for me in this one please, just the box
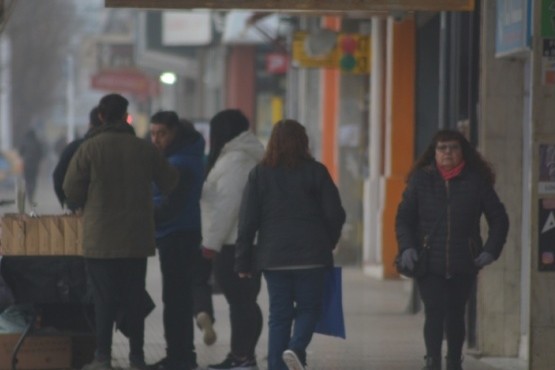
[395,236,430,278]
[395,210,444,279]
[314,267,346,339]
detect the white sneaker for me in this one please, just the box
[282,350,304,370]
[196,311,217,346]
[82,359,113,370]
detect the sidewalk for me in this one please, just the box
[112,261,519,370]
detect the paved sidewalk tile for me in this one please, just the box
[111,263,506,370]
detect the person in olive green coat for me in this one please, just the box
[63,94,179,370]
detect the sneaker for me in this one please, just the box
[282,350,304,370]
[207,354,258,370]
[82,359,113,370]
[196,311,217,345]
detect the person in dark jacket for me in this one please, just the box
[395,129,509,370]
[236,119,346,370]
[148,111,205,370]
[64,94,179,370]
[53,106,102,209]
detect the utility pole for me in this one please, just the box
[0,33,12,150]
[66,55,75,143]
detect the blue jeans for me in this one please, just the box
[263,268,326,370]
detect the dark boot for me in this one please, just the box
[421,356,441,370]
[446,356,463,370]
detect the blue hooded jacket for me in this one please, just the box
[152,127,205,239]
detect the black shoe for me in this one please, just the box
[446,356,463,370]
[421,356,441,370]
[207,354,258,370]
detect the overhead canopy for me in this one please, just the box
[105,0,474,12]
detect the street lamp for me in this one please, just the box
[159,72,177,85]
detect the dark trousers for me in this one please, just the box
[192,247,214,321]
[213,244,262,358]
[86,258,147,364]
[263,268,325,370]
[417,273,476,360]
[157,231,199,366]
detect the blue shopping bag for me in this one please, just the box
[314,266,346,339]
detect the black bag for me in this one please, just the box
[395,236,430,278]
[395,210,444,278]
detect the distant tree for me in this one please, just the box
[6,0,77,146]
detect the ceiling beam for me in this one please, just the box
[105,0,474,12]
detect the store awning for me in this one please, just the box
[105,0,474,11]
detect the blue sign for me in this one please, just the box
[495,0,532,57]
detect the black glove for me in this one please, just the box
[401,248,419,271]
[474,251,494,268]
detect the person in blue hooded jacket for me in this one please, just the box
[149,111,205,370]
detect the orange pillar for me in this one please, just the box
[382,19,416,278]
[321,16,341,182]
[226,46,256,125]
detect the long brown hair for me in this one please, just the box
[408,129,496,185]
[261,119,313,168]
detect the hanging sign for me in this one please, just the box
[292,32,370,74]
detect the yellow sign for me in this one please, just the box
[292,31,338,69]
[106,0,475,12]
[292,32,371,74]
[337,34,371,74]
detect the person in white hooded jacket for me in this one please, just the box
[201,109,264,370]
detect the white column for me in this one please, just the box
[364,17,385,276]
[0,35,12,150]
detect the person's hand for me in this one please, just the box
[401,248,419,271]
[474,251,494,268]
[238,272,252,279]
[202,246,217,259]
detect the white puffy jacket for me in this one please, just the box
[201,131,264,252]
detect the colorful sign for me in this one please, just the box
[538,198,555,271]
[265,53,289,74]
[91,68,160,98]
[542,39,555,85]
[292,32,370,74]
[495,0,532,57]
[292,31,338,69]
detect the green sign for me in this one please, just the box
[542,0,555,38]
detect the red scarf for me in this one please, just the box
[437,161,466,181]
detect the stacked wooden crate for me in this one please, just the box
[0,214,83,256]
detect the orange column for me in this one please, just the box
[226,46,256,125]
[321,16,341,182]
[382,19,416,278]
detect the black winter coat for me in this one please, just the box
[235,159,346,273]
[396,165,509,277]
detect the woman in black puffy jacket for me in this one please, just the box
[236,119,345,370]
[396,129,509,370]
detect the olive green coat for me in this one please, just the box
[63,123,178,258]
